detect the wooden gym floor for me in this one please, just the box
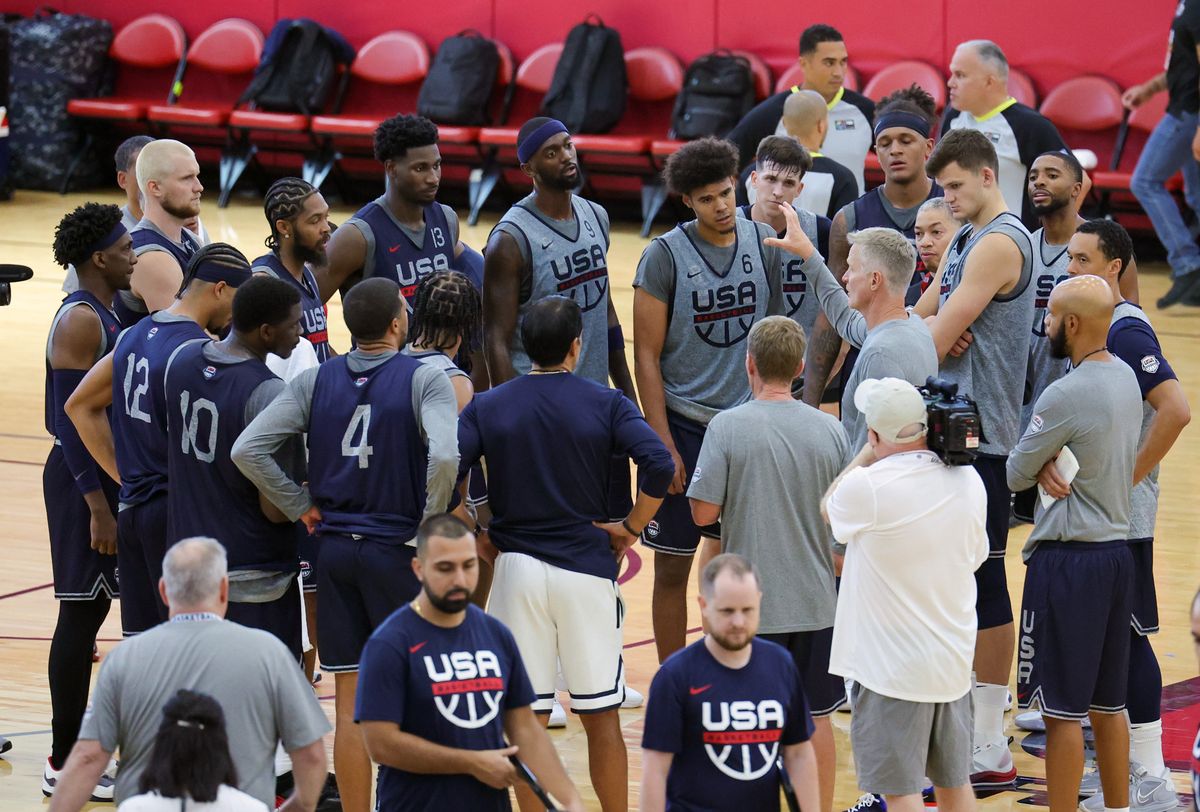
[1,189,1199,811]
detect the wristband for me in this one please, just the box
[622,518,641,537]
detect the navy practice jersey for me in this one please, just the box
[307,353,429,540]
[348,198,456,303]
[356,604,536,812]
[252,253,332,362]
[44,291,122,436]
[642,638,814,812]
[119,221,202,327]
[111,314,208,508]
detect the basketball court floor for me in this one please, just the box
[1,188,1198,810]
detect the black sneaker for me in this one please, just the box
[1157,270,1200,308]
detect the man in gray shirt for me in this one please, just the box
[1007,276,1141,812]
[687,316,849,812]
[48,538,329,811]
[232,277,459,812]
[632,136,783,662]
[766,211,937,448]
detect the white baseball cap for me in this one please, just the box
[854,378,928,443]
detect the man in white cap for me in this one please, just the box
[824,378,989,812]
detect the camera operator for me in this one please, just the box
[823,377,988,812]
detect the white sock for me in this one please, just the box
[1130,719,1166,777]
[973,682,1008,743]
[1104,807,1130,812]
[274,742,292,777]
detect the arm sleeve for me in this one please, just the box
[412,366,460,516]
[612,394,674,498]
[686,416,729,507]
[52,368,104,495]
[1006,385,1076,491]
[1109,318,1177,397]
[826,468,876,548]
[640,664,685,753]
[245,377,307,498]
[798,253,868,347]
[727,93,788,169]
[230,369,319,521]
[354,637,409,725]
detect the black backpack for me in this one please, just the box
[418,30,503,126]
[540,15,626,134]
[670,51,756,141]
[237,19,354,116]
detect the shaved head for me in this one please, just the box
[782,90,829,139]
[1049,274,1113,322]
[135,139,196,196]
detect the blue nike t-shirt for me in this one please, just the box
[356,604,536,812]
[642,637,814,812]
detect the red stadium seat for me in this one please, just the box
[146,19,263,130]
[862,60,946,110]
[1093,89,1176,211]
[1039,76,1124,133]
[773,62,860,94]
[1008,67,1038,108]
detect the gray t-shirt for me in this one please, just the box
[79,617,330,805]
[687,399,850,632]
[1021,228,1072,431]
[633,218,783,424]
[1007,359,1143,558]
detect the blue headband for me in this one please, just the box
[873,111,932,139]
[192,259,252,286]
[89,221,128,255]
[517,119,569,163]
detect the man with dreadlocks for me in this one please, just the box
[67,243,252,638]
[253,177,334,363]
[404,270,482,414]
[41,202,135,800]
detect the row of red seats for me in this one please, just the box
[63,14,1166,232]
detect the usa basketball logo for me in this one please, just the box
[423,650,505,729]
[783,259,808,318]
[202,366,217,380]
[701,700,785,781]
[691,278,760,348]
[147,327,159,339]
[550,245,609,312]
[354,376,369,388]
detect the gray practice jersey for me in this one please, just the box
[1112,301,1162,540]
[1007,359,1142,558]
[938,213,1035,456]
[1021,228,1072,431]
[634,218,782,424]
[739,204,822,339]
[492,194,612,386]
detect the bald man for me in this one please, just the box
[1007,275,1142,812]
[943,40,1067,228]
[118,140,205,327]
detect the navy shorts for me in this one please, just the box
[1016,540,1133,720]
[297,524,319,594]
[227,576,303,661]
[43,446,118,600]
[639,410,719,556]
[317,533,420,672]
[116,491,169,634]
[972,455,1013,629]
[1129,538,1158,635]
[759,627,846,716]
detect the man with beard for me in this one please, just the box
[640,554,819,812]
[66,244,251,636]
[1008,275,1142,812]
[232,277,460,812]
[41,203,136,801]
[254,177,334,362]
[119,139,206,327]
[356,514,584,812]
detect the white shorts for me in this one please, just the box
[488,552,625,714]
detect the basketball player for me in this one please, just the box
[633,136,783,662]
[913,197,959,275]
[943,40,1068,227]
[729,24,875,192]
[63,136,145,294]
[253,177,334,362]
[1009,275,1142,812]
[118,139,205,327]
[356,514,584,812]
[458,297,674,812]
[913,128,1035,785]
[803,84,943,407]
[42,203,135,799]
[1064,221,1191,812]
[65,244,250,637]
[740,136,831,346]
[318,114,484,307]
[641,554,819,812]
[231,277,460,812]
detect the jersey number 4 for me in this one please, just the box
[123,354,152,424]
[341,404,374,469]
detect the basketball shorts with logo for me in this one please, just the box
[43,445,119,600]
[489,552,625,714]
[1129,538,1158,635]
[972,454,1014,629]
[1016,540,1134,720]
[639,409,719,555]
[317,533,420,672]
[116,491,170,634]
[758,628,846,716]
[296,523,319,594]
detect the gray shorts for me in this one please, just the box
[850,684,974,795]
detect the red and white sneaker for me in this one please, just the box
[970,740,1017,788]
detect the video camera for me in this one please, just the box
[0,264,33,306]
[919,376,980,466]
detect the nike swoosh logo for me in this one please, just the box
[687,270,704,279]
[1136,786,1161,805]
[388,244,402,253]
[541,239,552,249]
[689,684,711,695]
[409,641,427,654]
